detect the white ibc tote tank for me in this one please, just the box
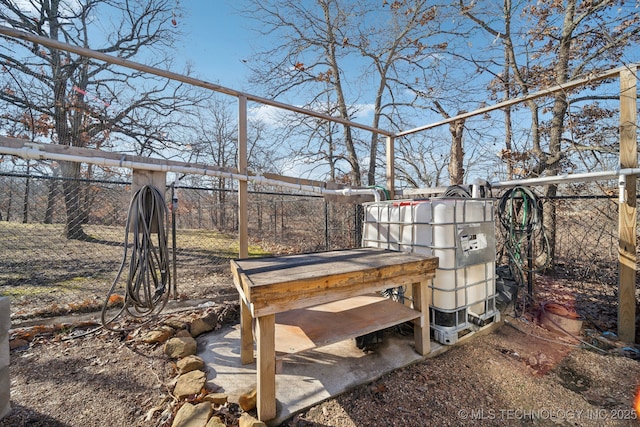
[362,198,499,345]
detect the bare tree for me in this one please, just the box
[242,0,451,187]
[187,96,239,229]
[460,0,640,266]
[433,101,466,185]
[0,0,207,239]
[271,92,353,182]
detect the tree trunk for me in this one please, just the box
[448,118,466,185]
[60,161,88,240]
[44,177,57,224]
[5,185,12,221]
[22,162,30,223]
[433,101,466,185]
[538,0,574,269]
[542,92,569,268]
[218,177,226,229]
[320,0,361,186]
[502,40,514,180]
[79,163,93,225]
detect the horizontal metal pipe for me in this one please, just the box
[396,64,638,137]
[0,142,381,202]
[490,169,640,188]
[396,169,640,198]
[0,26,393,138]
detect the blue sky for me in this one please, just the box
[173,1,378,126]
[177,1,254,91]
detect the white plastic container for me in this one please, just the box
[362,198,498,343]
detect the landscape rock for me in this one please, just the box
[164,336,198,358]
[238,388,257,411]
[202,392,228,405]
[171,402,212,427]
[205,416,226,427]
[165,318,188,330]
[201,311,219,325]
[176,329,193,338]
[190,318,215,337]
[239,413,267,427]
[173,370,207,399]
[176,355,205,374]
[142,326,174,344]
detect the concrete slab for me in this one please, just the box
[197,324,443,426]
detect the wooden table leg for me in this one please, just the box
[412,280,430,356]
[256,314,276,421]
[240,297,254,365]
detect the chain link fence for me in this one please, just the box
[1,158,637,337]
[537,194,628,334]
[0,160,360,325]
[493,184,638,338]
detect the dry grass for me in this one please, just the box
[0,222,268,323]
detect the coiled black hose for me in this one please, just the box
[497,186,550,312]
[102,184,172,331]
[440,185,471,198]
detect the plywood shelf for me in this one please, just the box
[275,294,420,354]
[232,248,436,421]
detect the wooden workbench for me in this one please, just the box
[230,248,438,421]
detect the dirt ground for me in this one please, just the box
[2,286,640,427]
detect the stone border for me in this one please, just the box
[143,304,266,427]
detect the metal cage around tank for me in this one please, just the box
[362,198,500,345]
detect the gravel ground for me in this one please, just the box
[2,301,640,427]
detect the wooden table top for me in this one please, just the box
[231,248,438,316]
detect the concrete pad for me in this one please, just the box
[197,324,443,426]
